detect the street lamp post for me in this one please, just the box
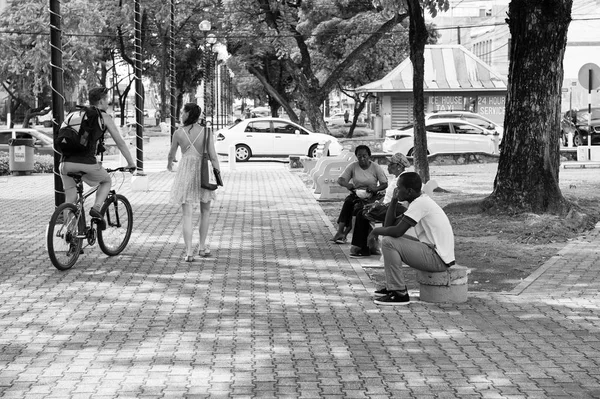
[199,21,217,131]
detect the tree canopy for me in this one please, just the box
[221,0,412,131]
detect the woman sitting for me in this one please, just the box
[350,153,411,257]
[331,145,388,243]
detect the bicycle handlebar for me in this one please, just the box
[106,166,136,174]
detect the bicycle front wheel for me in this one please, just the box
[47,203,84,271]
[98,194,133,256]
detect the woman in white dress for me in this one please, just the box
[167,103,220,262]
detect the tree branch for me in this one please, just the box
[320,12,408,94]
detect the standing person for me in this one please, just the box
[368,172,455,305]
[349,153,410,257]
[167,103,221,262]
[331,145,388,244]
[344,109,350,124]
[59,87,136,227]
[299,109,307,127]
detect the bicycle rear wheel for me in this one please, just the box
[47,203,84,271]
[98,194,133,256]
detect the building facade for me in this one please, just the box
[428,0,600,112]
[357,45,507,133]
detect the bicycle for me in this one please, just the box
[46,167,135,271]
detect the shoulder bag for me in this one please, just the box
[201,128,223,190]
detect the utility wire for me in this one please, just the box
[0,16,598,40]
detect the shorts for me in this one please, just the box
[60,161,111,192]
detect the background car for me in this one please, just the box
[426,111,503,137]
[325,112,348,126]
[566,108,600,146]
[0,128,55,156]
[383,119,500,156]
[248,107,271,118]
[215,117,342,162]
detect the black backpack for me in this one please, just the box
[55,106,106,156]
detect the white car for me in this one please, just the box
[325,112,348,126]
[215,117,343,162]
[383,119,500,156]
[426,111,503,137]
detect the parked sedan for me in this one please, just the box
[325,112,348,126]
[383,119,500,156]
[0,128,55,156]
[215,117,343,162]
[426,111,503,136]
[566,108,600,146]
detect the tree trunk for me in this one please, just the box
[406,0,430,183]
[484,0,572,214]
[346,94,369,139]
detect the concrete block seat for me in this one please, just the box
[416,265,469,303]
[301,140,332,173]
[310,150,355,189]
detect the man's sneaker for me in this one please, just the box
[89,208,106,230]
[373,288,390,297]
[89,207,103,219]
[373,291,410,306]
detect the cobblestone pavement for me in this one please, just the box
[0,162,599,399]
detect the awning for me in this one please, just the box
[356,44,507,93]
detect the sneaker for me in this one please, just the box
[374,291,410,306]
[89,208,106,231]
[349,252,370,258]
[373,288,390,297]
[89,207,103,219]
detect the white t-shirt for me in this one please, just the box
[403,194,455,265]
[383,175,398,203]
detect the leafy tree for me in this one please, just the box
[222,0,410,132]
[0,0,108,126]
[483,0,573,213]
[314,11,412,137]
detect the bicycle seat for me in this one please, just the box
[67,172,86,180]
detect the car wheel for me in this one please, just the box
[235,144,251,162]
[573,134,581,147]
[309,144,318,158]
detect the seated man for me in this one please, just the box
[349,152,411,257]
[368,172,455,305]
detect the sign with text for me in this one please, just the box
[426,94,506,123]
[477,95,505,118]
[14,146,26,162]
[427,95,464,111]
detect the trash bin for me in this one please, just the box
[8,138,35,175]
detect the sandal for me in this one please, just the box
[184,255,194,262]
[199,248,211,257]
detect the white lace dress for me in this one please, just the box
[170,128,217,204]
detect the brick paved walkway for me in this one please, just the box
[0,163,599,398]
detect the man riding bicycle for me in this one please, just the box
[59,87,136,226]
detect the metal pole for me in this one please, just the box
[587,69,592,154]
[49,0,65,206]
[134,0,144,171]
[210,50,215,129]
[203,43,209,127]
[215,63,220,130]
[170,0,176,139]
